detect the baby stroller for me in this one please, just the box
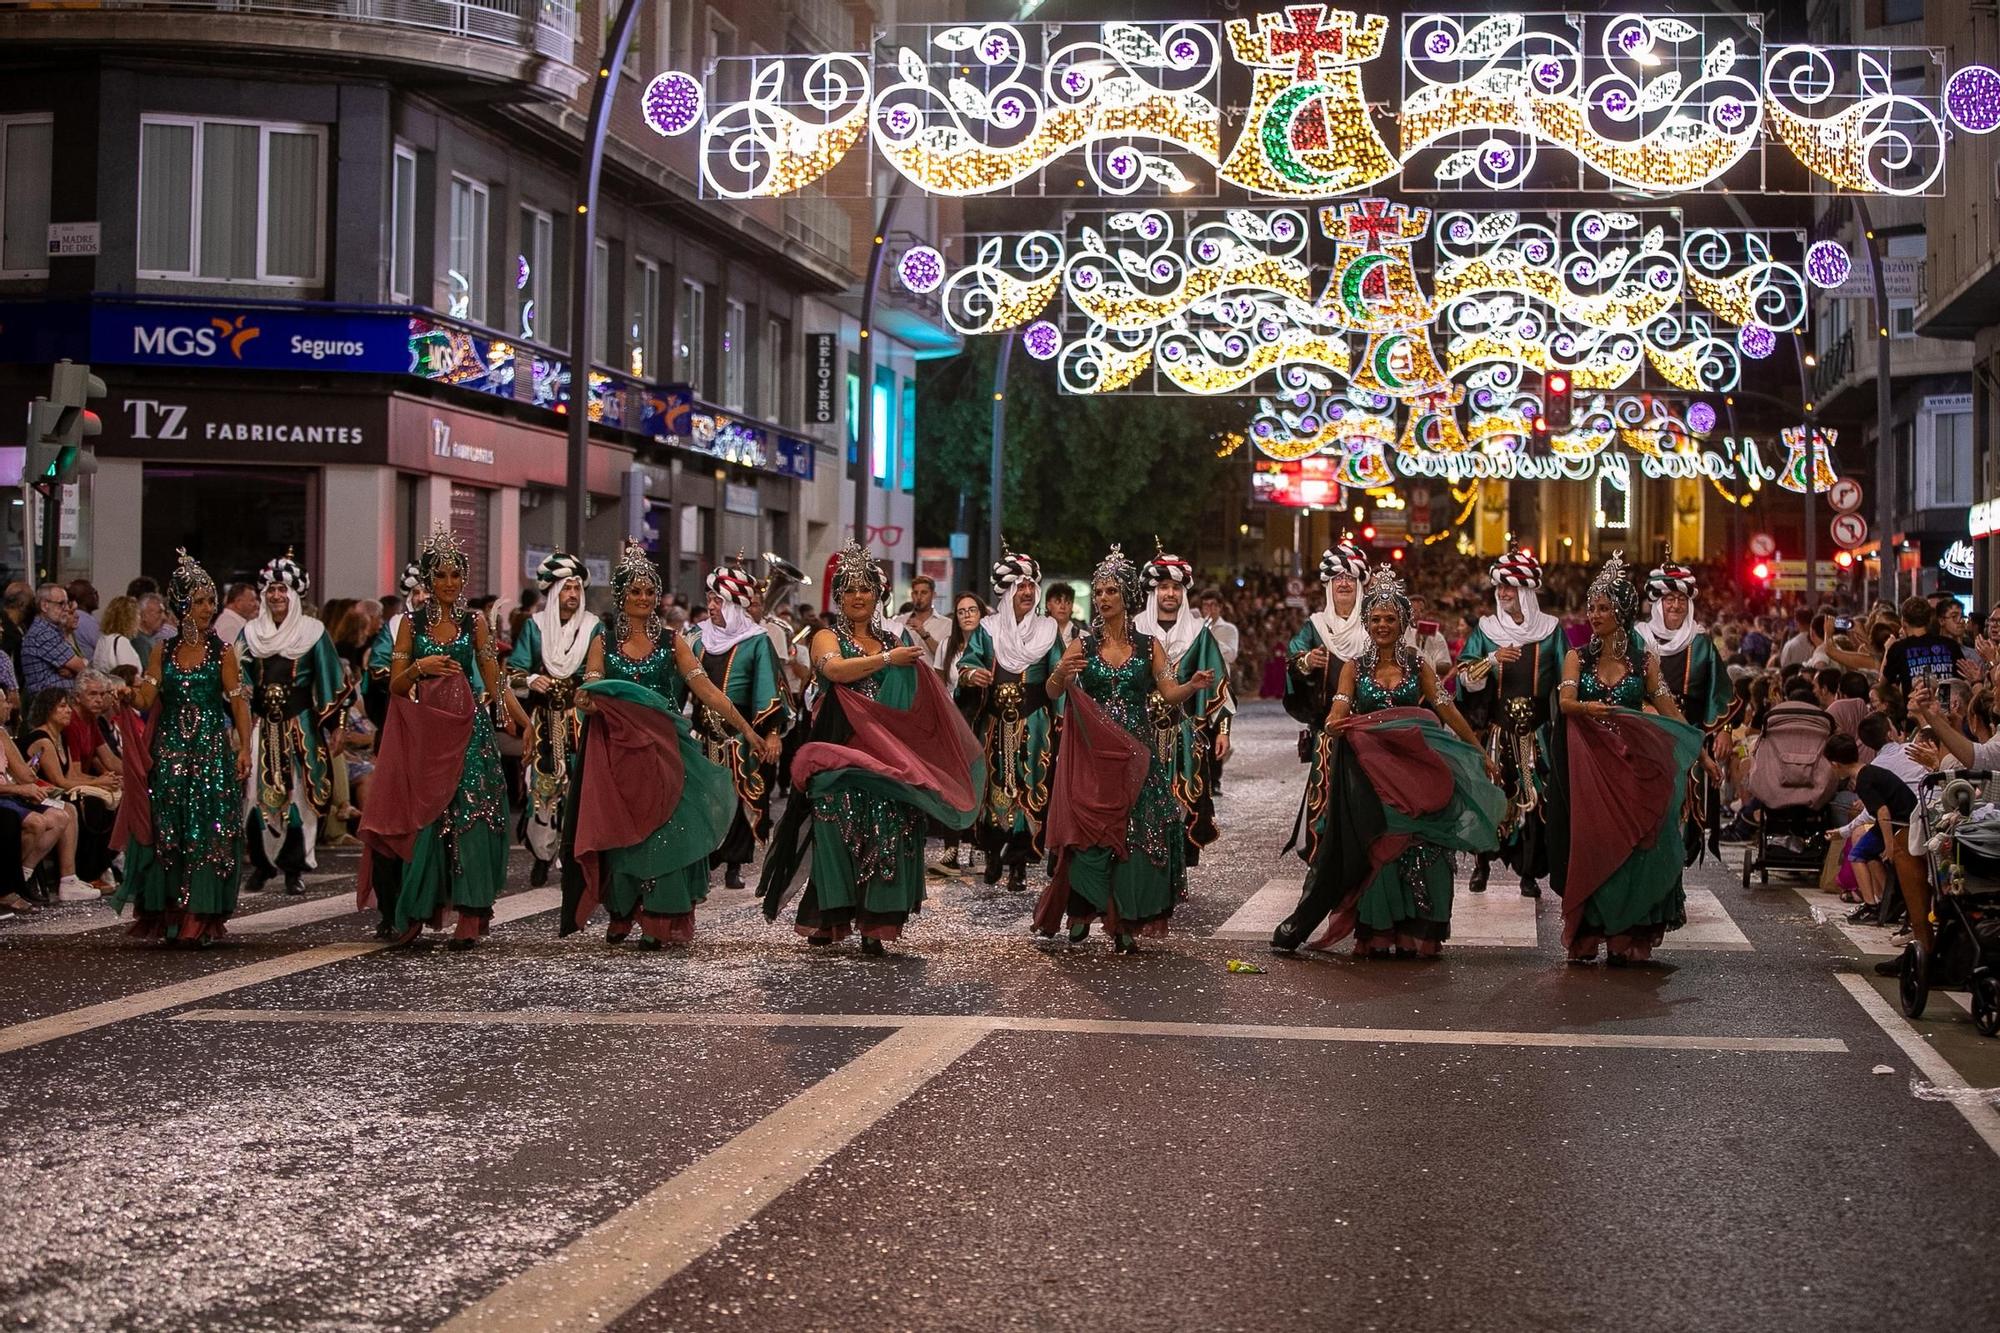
[1899,770,2000,1036]
[1739,702,1838,888]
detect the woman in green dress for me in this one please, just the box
[1034,545,1215,953]
[1549,554,1702,965]
[560,540,775,949]
[759,541,983,954]
[114,550,254,946]
[1271,567,1504,958]
[365,522,529,951]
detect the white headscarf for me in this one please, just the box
[1135,587,1203,664]
[530,577,599,678]
[1479,588,1559,649]
[1643,598,1700,657]
[984,591,1058,675]
[239,587,325,661]
[1311,580,1370,660]
[697,600,765,655]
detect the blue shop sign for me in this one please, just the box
[90,303,408,372]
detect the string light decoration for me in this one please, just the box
[1805,240,1852,290]
[1216,6,1401,197]
[1058,323,1157,394]
[699,53,872,198]
[871,21,1221,198]
[1778,425,1838,494]
[1321,198,1454,398]
[1762,45,1947,196]
[940,232,1066,335]
[656,8,1994,201]
[1681,228,1807,331]
[1150,293,1351,396]
[1064,207,1313,330]
[1432,208,1680,332]
[897,245,946,294]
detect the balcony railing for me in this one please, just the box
[2,0,579,60]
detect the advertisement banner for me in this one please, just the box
[90,303,408,373]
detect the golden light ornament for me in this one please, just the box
[699,54,873,199]
[1778,426,1839,494]
[1216,8,1399,197]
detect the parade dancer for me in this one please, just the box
[113,550,254,945]
[1033,546,1214,953]
[559,541,768,949]
[955,549,1058,892]
[758,541,983,955]
[1271,567,1503,958]
[1454,548,1567,897]
[1283,541,1371,863]
[1134,544,1233,864]
[506,552,598,887]
[238,551,345,896]
[689,555,790,890]
[1642,560,1731,862]
[1547,554,1702,965]
[359,523,529,950]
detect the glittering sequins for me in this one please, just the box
[1079,633,1179,870]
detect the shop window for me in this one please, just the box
[390,146,417,303]
[450,482,490,597]
[0,115,52,278]
[519,205,552,342]
[1924,410,1973,509]
[678,279,708,391]
[723,299,746,409]
[139,116,325,284]
[447,175,490,322]
[761,317,787,422]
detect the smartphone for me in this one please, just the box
[1834,617,1853,633]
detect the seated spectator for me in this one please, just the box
[24,688,117,892]
[61,672,124,785]
[0,688,85,904]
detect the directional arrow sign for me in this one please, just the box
[1828,477,1863,514]
[1830,512,1868,548]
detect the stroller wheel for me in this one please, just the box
[1899,943,1930,1020]
[1741,849,1753,890]
[1971,969,2000,1039]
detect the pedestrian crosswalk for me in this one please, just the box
[1211,867,1755,951]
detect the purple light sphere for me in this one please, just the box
[897,246,945,295]
[1946,65,2000,134]
[1805,240,1852,290]
[1021,321,1061,361]
[1737,324,1777,360]
[641,72,703,138]
[1687,401,1717,435]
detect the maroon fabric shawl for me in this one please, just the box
[789,663,982,817]
[1031,684,1152,936]
[568,692,687,927]
[355,675,474,909]
[111,708,157,849]
[1559,712,1678,940]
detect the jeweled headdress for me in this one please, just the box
[166,547,215,620]
[830,540,887,599]
[1646,560,1697,600]
[706,549,756,607]
[1360,565,1413,627]
[1587,551,1640,628]
[992,545,1042,594]
[1091,544,1143,619]
[258,548,309,596]
[416,520,468,588]
[610,538,662,600]
[536,550,588,592]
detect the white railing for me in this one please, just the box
[3,0,579,59]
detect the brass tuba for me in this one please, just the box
[760,552,810,617]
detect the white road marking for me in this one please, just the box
[1211,875,1297,940]
[0,887,562,1058]
[1834,972,2000,1160]
[173,1008,1847,1054]
[5,868,355,938]
[1788,885,1902,956]
[433,1020,989,1333]
[1673,889,1755,951]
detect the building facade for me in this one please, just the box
[0,0,958,605]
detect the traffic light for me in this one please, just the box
[1361,524,1377,541]
[1834,550,1855,570]
[1544,371,1572,431]
[1751,559,1772,584]
[26,359,105,486]
[1530,413,1550,447]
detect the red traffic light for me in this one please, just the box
[1361,524,1377,541]
[1834,550,1855,569]
[1751,560,1772,582]
[1546,372,1569,395]
[1390,546,1405,561]
[1532,415,1548,434]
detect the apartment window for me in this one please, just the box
[138,116,325,284]
[590,238,610,366]
[631,256,660,377]
[654,0,679,68]
[1926,408,1973,509]
[518,205,552,341]
[1883,0,1924,25]
[1,116,53,277]
[722,298,746,408]
[390,146,417,302]
[678,278,708,391]
[447,176,490,322]
[760,317,785,420]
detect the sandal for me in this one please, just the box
[1,893,36,913]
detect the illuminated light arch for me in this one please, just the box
[1063,207,1314,331]
[938,233,1066,335]
[698,53,872,199]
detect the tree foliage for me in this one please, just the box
[914,340,1243,572]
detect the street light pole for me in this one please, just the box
[989,333,1013,574]
[565,0,647,560]
[853,177,908,555]
[1855,199,1897,607]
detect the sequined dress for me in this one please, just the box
[395,610,510,931]
[116,633,243,938]
[1063,632,1184,934]
[797,627,929,940]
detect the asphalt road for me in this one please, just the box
[2,702,1998,1332]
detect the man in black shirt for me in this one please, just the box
[1880,595,1970,695]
